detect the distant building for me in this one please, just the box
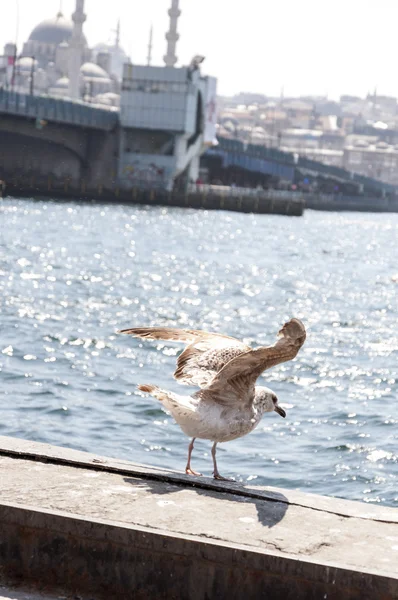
[344,135,398,185]
[0,2,125,107]
[216,89,398,184]
[281,99,313,129]
[92,21,129,81]
[119,63,217,190]
[116,0,218,191]
[22,11,90,68]
[232,92,268,105]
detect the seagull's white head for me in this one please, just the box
[254,386,286,418]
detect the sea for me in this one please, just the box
[1,197,397,507]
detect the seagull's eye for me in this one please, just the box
[272,396,278,405]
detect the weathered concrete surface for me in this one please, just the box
[0,585,77,599]
[0,436,397,600]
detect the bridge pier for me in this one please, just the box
[84,126,119,188]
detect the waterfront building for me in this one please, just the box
[0,1,125,107]
[343,135,398,185]
[0,0,218,192]
[119,62,217,190]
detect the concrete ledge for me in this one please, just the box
[0,584,68,600]
[0,436,397,599]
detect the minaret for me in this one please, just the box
[147,25,153,66]
[164,0,181,67]
[115,19,120,48]
[373,85,378,118]
[68,0,86,100]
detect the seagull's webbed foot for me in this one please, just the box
[213,472,235,482]
[185,467,202,476]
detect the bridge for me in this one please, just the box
[0,89,396,205]
[0,89,119,190]
[205,136,398,198]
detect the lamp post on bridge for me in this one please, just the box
[29,56,35,95]
[11,0,20,91]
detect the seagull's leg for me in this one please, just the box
[185,438,202,476]
[212,442,234,481]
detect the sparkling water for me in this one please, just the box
[1,198,397,506]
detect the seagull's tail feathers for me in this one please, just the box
[138,384,170,402]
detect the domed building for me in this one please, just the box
[48,75,70,98]
[81,61,110,80]
[14,56,38,73]
[80,62,113,96]
[91,20,128,81]
[1,1,125,105]
[22,11,90,70]
[29,13,73,43]
[11,55,50,94]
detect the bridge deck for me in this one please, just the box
[0,90,118,131]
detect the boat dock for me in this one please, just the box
[0,436,397,599]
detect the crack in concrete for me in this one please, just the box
[0,448,396,527]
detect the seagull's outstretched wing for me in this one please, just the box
[200,318,306,407]
[118,326,250,388]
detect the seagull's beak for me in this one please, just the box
[274,405,286,418]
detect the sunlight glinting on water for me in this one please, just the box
[1,199,397,506]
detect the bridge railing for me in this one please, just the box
[216,136,398,194]
[0,89,118,131]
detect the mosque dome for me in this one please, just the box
[54,76,70,88]
[15,57,39,71]
[80,62,109,79]
[48,75,70,97]
[92,42,128,79]
[28,13,87,46]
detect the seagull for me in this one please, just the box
[119,319,306,481]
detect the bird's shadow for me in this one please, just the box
[123,475,289,529]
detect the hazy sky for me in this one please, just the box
[2,0,398,99]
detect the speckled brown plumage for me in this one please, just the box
[120,320,307,479]
[119,326,250,388]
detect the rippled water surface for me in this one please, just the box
[1,198,397,506]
